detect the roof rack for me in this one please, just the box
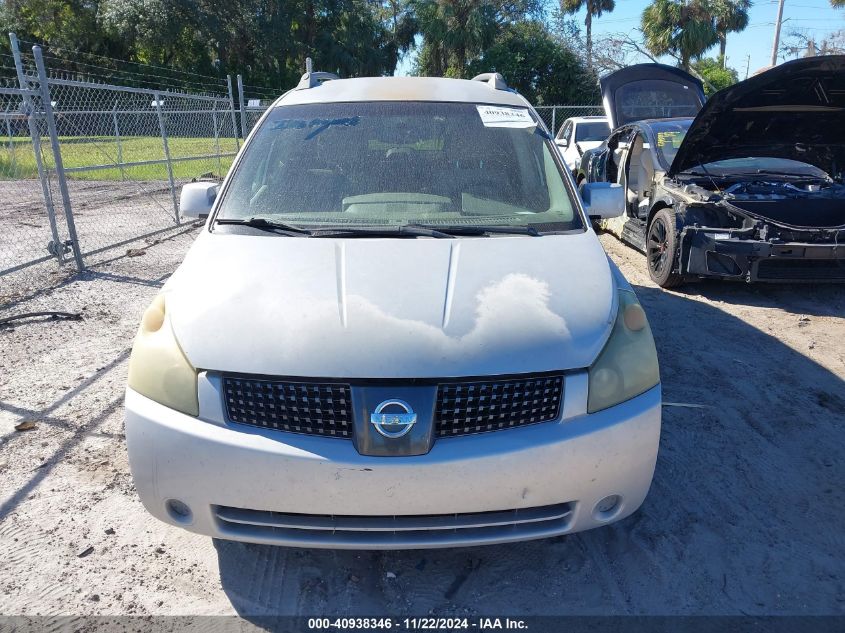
[471,72,509,91]
[295,57,340,90]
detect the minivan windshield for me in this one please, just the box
[215,101,582,232]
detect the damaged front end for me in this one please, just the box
[671,179,845,282]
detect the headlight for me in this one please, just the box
[127,294,198,416]
[587,289,659,413]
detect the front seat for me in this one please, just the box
[637,146,656,216]
[626,140,642,207]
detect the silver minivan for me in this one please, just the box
[125,71,661,549]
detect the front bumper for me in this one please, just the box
[681,229,845,282]
[125,378,661,549]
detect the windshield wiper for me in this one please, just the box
[214,218,542,238]
[309,225,456,238]
[214,217,315,236]
[312,224,541,238]
[407,223,542,237]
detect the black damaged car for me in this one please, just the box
[578,57,845,288]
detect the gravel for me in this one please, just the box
[1,230,843,617]
[0,179,185,306]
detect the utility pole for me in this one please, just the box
[771,0,786,66]
[745,54,751,79]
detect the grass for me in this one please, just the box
[0,135,237,181]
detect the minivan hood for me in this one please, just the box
[164,231,616,378]
[670,55,845,176]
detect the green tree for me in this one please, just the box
[641,0,719,70]
[100,0,212,72]
[559,0,615,70]
[0,0,125,57]
[413,0,540,77]
[711,0,751,62]
[467,20,599,104]
[693,56,738,95]
[414,0,497,77]
[3,0,412,91]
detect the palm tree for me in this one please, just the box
[560,0,616,69]
[712,0,751,64]
[414,0,507,77]
[832,0,844,6]
[641,0,719,70]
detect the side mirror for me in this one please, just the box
[581,182,625,219]
[179,182,219,219]
[556,138,569,148]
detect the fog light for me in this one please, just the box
[165,499,193,524]
[593,495,621,520]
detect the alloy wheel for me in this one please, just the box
[648,217,670,277]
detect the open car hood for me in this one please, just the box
[669,55,845,177]
[600,63,704,130]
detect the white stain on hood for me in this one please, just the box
[165,230,615,378]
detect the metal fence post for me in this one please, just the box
[9,33,65,265]
[111,101,126,179]
[4,101,16,172]
[551,107,556,136]
[237,74,247,141]
[153,91,180,224]
[227,75,240,149]
[211,100,222,177]
[31,45,85,271]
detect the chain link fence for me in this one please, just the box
[1,42,80,302]
[237,78,277,139]
[0,35,268,306]
[1,35,606,307]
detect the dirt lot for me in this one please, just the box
[1,229,843,619]
[0,179,194,305]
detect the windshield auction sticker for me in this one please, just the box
[657,130,685,149]
[477,105,536,128]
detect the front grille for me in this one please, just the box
[435,375,563,437]
[213,503,574,547]
[223,377,353,437]
[757,258,845,281]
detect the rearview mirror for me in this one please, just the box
[580,182,624,219]
[180,182,219,219]
[556,138,569,148]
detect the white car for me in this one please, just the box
[554,116,611,174]
[125,71,661,549]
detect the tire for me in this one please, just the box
[646,208,684,288]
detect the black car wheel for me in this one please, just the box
[647,208,683,288]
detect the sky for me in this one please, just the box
[395,0,845,78]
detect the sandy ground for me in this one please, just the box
[0,229,843,620]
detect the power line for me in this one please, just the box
[17,38,230,84]
[38,54,229,93]
[15,37,285,98]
